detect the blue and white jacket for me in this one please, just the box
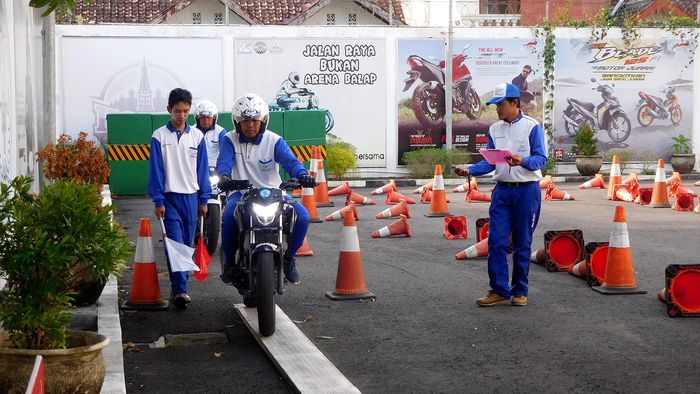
[198,124,227,168]
[216,128,307,189]
[469,112,547,182]
[148,122,211,208]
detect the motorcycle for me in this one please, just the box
[636,87,682,127]
[269,88,334,133]
[403,44,481,129]
[218,178,304,337]
[194,167,225,256]
[563,78,631,143]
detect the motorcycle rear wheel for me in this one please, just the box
[607,113,631,143]
[671,106,682,125]
[636,105,654,127]
[256,252,276,336]
[465,89,481,120]
[563,107,578,136]
[412,83,445,128]
[203,203,221,256]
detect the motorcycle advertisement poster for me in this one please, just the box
[233,39,386,167]
[397,38,543,164]
[553,38,694,162]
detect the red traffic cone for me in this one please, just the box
[296,236,314,257]
[544,229,584,272]
[666,171,681,197]
[386,189,416,205]
[371,180,397,195]
[425,165,450,217]
[121,218,169,310]
[664,264,700,317]
[301,186,323,223]
[346,190,375,205]
[585,242,609,287]
[325,201,359,221]
[371,214,411,238]
[328,181,351,197]
[672,192,695,211]
[612,184,634,202]
[466,189,491,203]
[326,210,375,301]
[455,238,488,260]
[375,199,411,219]
[475,217,489,242]
[635,187,653,206]
[545,184,574,201]
[413,180,434,194]
[622,173,640,200]
[314,160,334,207]
[592,206,646,295]
[444,216,467,239]
[648,159,671,208]
[578,173,606,189]
[606,154,622,200]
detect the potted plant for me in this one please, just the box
[670,134,695,174]
[37,131,112,305]
[572,122,602,176]
[0,176,132,392]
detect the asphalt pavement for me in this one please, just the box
[114,181,700,393]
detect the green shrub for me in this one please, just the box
[671,134,692,154]
[326,140,357,180]
[402,148,471,178]
[541,155,557,176]
[572,123,598,156]
[604,148,632,174]
[634,149,658,175]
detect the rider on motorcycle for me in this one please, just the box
[217,93,315,284]
[193,100,227,168]
[276,72,305,107]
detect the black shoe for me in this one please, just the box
[283,258,301,284]
[220,263,236,284]
[173,293,191,310]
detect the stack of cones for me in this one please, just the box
[648,159,671,208]
[121,218,169,310]
[606,154,622,200]
[592,206,646,295]
[325,201,359,221]
[425,165,450,217]
[578,174,605,189]
[371,180,396,195]
[314,160,334,207]
[385,189,416,205]
[370,214,411,238]
[375,199,411,219]
[326,210,376,301]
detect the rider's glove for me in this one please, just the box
[218,175,233,191]
[299,174,317,188]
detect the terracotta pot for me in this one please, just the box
[0,330,109,394]
[575,155,602,176]
[670,154,695,174]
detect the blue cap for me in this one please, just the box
[486,82,520,105]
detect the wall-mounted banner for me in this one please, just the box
[233,39,386,167]
[553,38,694,161]
[60,37,224,144]
[397,38,542,163]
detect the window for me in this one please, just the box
[192,12,201,24]
[480,0,520,14]
[214,12,223,24]
[348,13,357,25]
[326,13,335,25]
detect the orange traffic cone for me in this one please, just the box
[539,175,554,190]
[371,214,411,238]
[676,185,697,196]
[326,210,376,301]
[475,217,490,242]
[314,160,334,207]
[606,154,622,200]
[375,199,411,219]
[296,236,314,257]
[385,189,416,205]
[545,184,574,201]
[635,187,653,206]
[530,248,547,265]
[621,173,640,200]
[121,218,169,310]
[328,181,351,197]
[568,260,588,279]
[421,188,450,204]
[455,238,488,260]
[325,201,359,221]
[648,159,671,208]
[346,190,375,205]
[452,177,479,193]
[544,229,584,272]
[425,165,450,217]
[664,264,700,317]
[308,146,318,178]
[612,184,634,202]
[371,180,396,195]
[444,216,467,239]
[657,287,668,304]
[301,186,323,223]
[413,180,434,194]
[592,206,646,295]
[578,174,606,189]
[672,192,695,212]
[666,171,681,197]
[466,189,491,203]
[292,153,305,197]
[585,242,609,287]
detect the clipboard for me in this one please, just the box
[478,149,514,165]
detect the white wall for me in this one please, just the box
[301,0,388,26]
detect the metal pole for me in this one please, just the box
[41,13,56,190]
[389,0,393,26]
[545,0,549,22]
[445,0,453,149]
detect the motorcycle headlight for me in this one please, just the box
[210,175,220,185]
[252,202,279,225]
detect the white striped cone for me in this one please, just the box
[569,260,587,278]
[606,155,622,200]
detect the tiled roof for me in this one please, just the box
[57,0,405,25]
[613,0,698,19]
[670,0,698,18]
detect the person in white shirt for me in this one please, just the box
[193,100,227,169]
[454,82,547,307]
[148,88,211,310]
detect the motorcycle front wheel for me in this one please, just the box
[203,203,221,256]
[671,106,682,125]
[412,83,445,128]
[563,107,578,136]
[607,113,632,143]
[256,252,276,336]
[636,105,654,127]
[465,88,482,120]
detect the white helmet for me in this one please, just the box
[194,100,218,119]
[232,93,269,128]
[288,72,300,84]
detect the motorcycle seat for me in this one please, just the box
[569,98,595,112]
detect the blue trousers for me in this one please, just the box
[487,182,541,298]
[221,193,310,264]
[163,192,198,295]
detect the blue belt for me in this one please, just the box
[497,181,537,188]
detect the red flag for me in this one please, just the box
[194,218,211,282]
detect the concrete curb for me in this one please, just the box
[98,276,125,394]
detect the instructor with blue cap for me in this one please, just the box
[453,82,547,307]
